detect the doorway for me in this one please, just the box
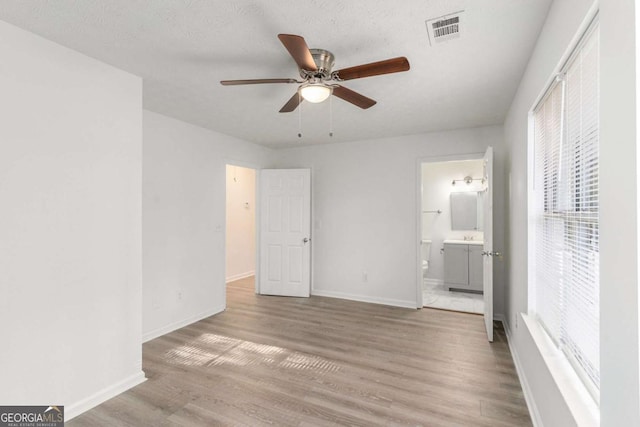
[419,157,485,314]
[225,164,257,295]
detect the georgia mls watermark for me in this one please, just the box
[0,406,64,427]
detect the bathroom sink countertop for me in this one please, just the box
[443,239,484,246]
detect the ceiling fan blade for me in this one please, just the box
[332,85,376,109]
[334,57,410,81]
[277,34,317,71]
[279,92,303,113]
[220,78,298,86]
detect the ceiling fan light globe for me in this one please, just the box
[300,84,331,103]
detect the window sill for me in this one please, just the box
[521,313,600,427]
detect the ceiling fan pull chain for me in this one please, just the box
[329,95,333,137]
[298,92,303,138]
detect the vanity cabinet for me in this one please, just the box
[443,241,484,292]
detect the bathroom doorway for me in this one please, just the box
[225,164,257,298]
[419,156,485,314]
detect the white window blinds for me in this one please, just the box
[532,21,599,393]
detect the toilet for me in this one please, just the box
[421,239,432,276]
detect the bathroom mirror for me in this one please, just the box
[450,191,483,231]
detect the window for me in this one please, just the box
[531,18,599,397]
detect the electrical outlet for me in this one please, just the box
[515,315,518,329]
[362,271,368,282]
[178,291,183,300]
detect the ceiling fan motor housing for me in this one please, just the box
[301,49,335,80]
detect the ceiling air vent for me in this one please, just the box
[426,11,463,46]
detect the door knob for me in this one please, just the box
[490,251,501,257]
[303,237,310,243]
[482,251,490,256]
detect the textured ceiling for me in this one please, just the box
[0,0,551,148]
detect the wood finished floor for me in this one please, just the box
[69,277,531,426]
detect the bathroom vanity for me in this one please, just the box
[443,240,483,293]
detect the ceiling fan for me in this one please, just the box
[220,34,410,113]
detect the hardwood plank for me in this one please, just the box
[69,277,531,426]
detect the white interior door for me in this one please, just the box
[259,169,311,297]
[482,147,494,342]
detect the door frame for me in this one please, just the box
[415,152,486,309]
[224,159,261,295]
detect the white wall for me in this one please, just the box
[0,20,144,419]
[225,165,256,282]
[422,160,484,284]
[273,125,505,313]
[142,110,269,342]
[503,0,640,425]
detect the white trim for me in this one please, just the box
[418,152,486,164]
[518,313,599,427]
[415,158,424,308]
[224,158,261,170]
[65,371,146,421]
[312,289,417,309]
[225,271,255,283]
[502,314,542,427]
[309,166,315,299]
[254,167,261,294]
[142,304,225,343]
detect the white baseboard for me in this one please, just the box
[142,304,226,343]
[502,315,543,427]
[225,271,255,283]
[65,371,146,421]
[312,289,416,309]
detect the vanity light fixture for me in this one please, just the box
[451,175,484,186]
